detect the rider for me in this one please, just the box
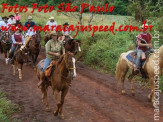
[61,22,73,43]
[24,25,37,47]
[0,16,10,41]
[38,31,65,87]
[14,12,21,22]
[9,27,25,63]
[135,24,153,72]
[25,16,36,30]
[46,16,58,31]
[8,15,16,25]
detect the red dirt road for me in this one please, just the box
[0,49,163,122]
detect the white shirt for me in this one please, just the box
[46,21,57,30]
[62,29,71,35]
[8,18,16,25]
[26,27,36,36]
[0,21,10,31]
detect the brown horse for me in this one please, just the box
[0,31,12,64]
[64,39,81,55]
[12,46,28,80]
[36,52,76,118]
[115,45,163,106]
[27,32,41,68]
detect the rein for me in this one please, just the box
[58,54,76,81]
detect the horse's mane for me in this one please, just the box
[68,39,74,45]
[56,54,65,67]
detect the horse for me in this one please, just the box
[0,31,12,64]
[26,32,41,68]
[12,46,28,80]
[64,39,81,55]
[36,52,76,119]
[115,45,163,106]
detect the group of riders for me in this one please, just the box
[0,12,74,86]
[0,12,154,86]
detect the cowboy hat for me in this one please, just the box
[141,24,148,28]
[50,31,57,36]
[15,11,19,14]
[63,22,69,26]
[2,16,9,20]
[49,16,54,20]
[28,16,33,20]
[9,15,14,17]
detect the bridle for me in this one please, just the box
[61,53,76,80]
[64,54,76,71]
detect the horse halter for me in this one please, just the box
[64,53,76,71]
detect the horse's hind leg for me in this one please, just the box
[59,88,69,119]
[13,64,16,76]
[18,64,23,80]
[128,73,135,96]
[41,84,50,111]
[54,90,60,116]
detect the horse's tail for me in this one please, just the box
[115,53,124,86]
[0,41,3,53]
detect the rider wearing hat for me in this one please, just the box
[14,12,21,22]
[61,22,73,43]
[25,16,36,29]
[38,31,65,87]
[0,16,10,41]
[9,27,25,62]
[135,24,153,72]
[46,16,58,31]
[8,15,16,25]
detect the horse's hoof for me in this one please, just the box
[59,114,64,119]
[45,107,51,112]
[121,90,126,94]
[131,90,135,96]
[54,111,58,116]
[148,94,152,102]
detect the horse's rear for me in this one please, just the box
[27,32,41,68]
[12,47,28,80]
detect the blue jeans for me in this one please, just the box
[9,46,16,58]
[135,49,143,68]
[42,58,51,72]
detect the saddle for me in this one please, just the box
[45,60,58,77]
[39,59,58,77]
[126,50,153,78]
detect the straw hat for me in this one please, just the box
[15,11,19,14]
[28,16,33,20]
[50,31,57,36]
[49,16,54,20]
[141,24,148,28]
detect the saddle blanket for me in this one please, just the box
[38,59,45,70]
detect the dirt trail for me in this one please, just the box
[0,49,162,122]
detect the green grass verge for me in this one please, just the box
[0,89,21,122]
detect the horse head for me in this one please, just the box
[66,39,81,55]
[2,32,12,44]
[57,52,76,78]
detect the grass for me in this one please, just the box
[0,89,21,121]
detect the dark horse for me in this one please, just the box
[12,46,28,80]
[0,31,12,64]
[36,52,76,119]
[26,32,41,68]
[64,39,81,55]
